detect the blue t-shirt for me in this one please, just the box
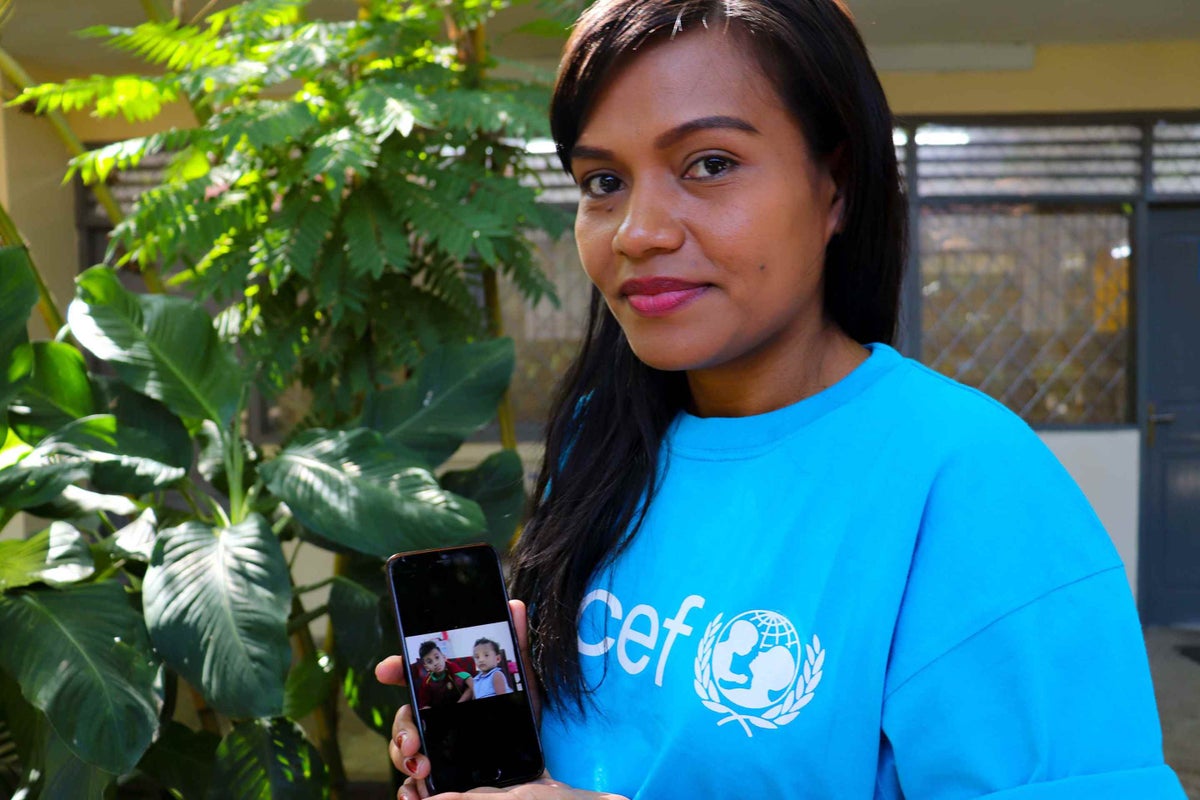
[541,344,1183,799]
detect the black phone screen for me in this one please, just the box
[386,545,543,793]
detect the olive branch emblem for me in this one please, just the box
[692,612,825,737]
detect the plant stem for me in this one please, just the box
[483,269,519,451]
[0,44,166,293]
[224,424,246,525]
[178,481,207,521]
[0,205,65,335]
[292,593,346,794]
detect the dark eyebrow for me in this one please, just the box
[654,115,760,149]
[569,115,760,165]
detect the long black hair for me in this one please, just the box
[510,0,907,713]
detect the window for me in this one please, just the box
[919,205,1131,425]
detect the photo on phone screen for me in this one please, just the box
[387,545,543,793]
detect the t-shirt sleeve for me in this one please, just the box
[880,568,1184,799]
[877,411,1183,799]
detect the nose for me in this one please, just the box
[613,180,685,259]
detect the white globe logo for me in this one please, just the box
[710,610,801,710]
[694,609,824,736]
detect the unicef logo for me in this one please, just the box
[693,610,824,736]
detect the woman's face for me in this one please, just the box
[570,27,844,379]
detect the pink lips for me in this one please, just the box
[620,277,710,316]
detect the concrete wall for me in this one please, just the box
[1040,429,1141,599]
[883,39,1200,114]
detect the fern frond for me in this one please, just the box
[212,100,320,153]
[412,248,479,318]
[88,20,234,71]
[304,127,381,194]
[275,188,340,279]
[347,82,437,141]
[228,0,308,33]
[66,128,201,185]
[11,74,180,122]
[341,186,411,279]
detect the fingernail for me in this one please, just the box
[405,757,419,773]
[394,730,405,746]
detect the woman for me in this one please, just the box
[377,0,1185,797]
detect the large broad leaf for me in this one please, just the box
[440,449,527,554]
[206,719,326,800]
[25,484,140,520]
[260,427,486,559]
[108,507,158,563]
[0,247,39,444]
[0,582,161,775]
[6,342,96,445]
[0,669,35,788]
[282,650,335,721]
[143,516,291,719]
[38,413,189,495]
[0,452,91,511]
[0,522,95,591]
[31,715,117,800]
[67,266,241,427]
[137,720,220,800]
[362,338,514,466]
[328,568,409,736]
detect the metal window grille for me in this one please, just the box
[919,205,1131,425]
[915,124,1142,197]
[1152,121,1200,196]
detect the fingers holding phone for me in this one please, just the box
[385,545,545,793]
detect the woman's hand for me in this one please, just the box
[375,599,551,800]
[397,774,630,800]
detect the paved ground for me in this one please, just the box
[1148,627,1200,798]
[338,627,1200,794]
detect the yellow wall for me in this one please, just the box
[882,39,1200,115]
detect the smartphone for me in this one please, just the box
[386,544,544,792]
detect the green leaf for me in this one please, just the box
[0,668,36,779]
[25,484,139,520]
[328,569,408,736]
[137,721,220,800]
[33,717,118,800]
[347,83,432,141]
[217,100,319,153]
[363,338,514,466]
[440,449,526,553]
[0,247,37,356]
[304,127,380,196]
[6,342,96,444]
[341,188,410,280]
[0,522,95,592]
[143,516,291,719]
[0,454,91,511]
[282,650,335,721]
[0,582,161,775]
[260,428,486,559]
[207,719,326,800]
[68,266,242,427]
[38,413,189,495]
[108,508,158,563]
[0,246,39,444]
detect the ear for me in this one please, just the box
[825,143,848,240]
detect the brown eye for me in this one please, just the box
[683,155,735,179]
[581,173,624,197]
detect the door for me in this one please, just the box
[1141,206,1200,625]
